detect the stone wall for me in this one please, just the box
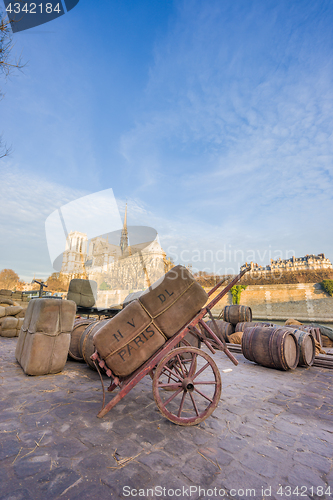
[206,283,333,323]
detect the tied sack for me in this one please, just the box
[67,279,97,308]
[93,300,166,377]
[15,298,76,376]
[139,265,208,338]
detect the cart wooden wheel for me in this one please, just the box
[152,347,222,426]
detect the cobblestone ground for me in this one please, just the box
[0,337,332,500]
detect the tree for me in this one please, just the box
[46,272,69,292]
[99,281,111,290]
[0,9,24,158]
[230,285,247,304]
[0,268,20,289]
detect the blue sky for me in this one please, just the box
[0,0,333,281]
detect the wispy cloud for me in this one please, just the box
[0,161,86,279]
[119,0,333,266]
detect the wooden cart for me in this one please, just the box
[91,267,249,426]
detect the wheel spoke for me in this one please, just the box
[158,382,182,389]
[160,369,181,385]
[194,387,213,403]
[164,387,183,406]
[189,392,199,416]
[193,381,217,385]
[188,353,197,378]
[192,362,210,380]
[162,365,183,382]
[176,354,188,377]
[177,391,187,417]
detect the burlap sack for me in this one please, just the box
[1,316,18,329]
[69,279,98,295]
[29,299,75,335]
[18,333,71,375]
[0,299,14,306]
[0,316,19,337]
[15,309,26,318]
[0,289,12,296]
[15,298,76,375]
[94,300,166,377]
[314,339,326,355]
[67,291,95,308]
[228,331,243,344]
[5,306,22,316]
[0,296,17,307]
[0,306,5,318]
[285,318,303,326]
[139,265,208,338]
[67,279,97,308]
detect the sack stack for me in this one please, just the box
[94,265,208,377]
[15,298,76,375]
[0,290,25,336]
[0,317,24,337]
[67,279,98,308]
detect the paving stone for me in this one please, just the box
[0,489,34,500]
[69,481,117,500]
[0,438,21,461]
[287,463,327,490]
[217,466,269,498]
[252,443,288,462]
[37,466,82,498]
[240,452,277,478]
[138,451,180,470]
[113,438,143,457]
[154,474,201,500]
[51,437,89,457]
[163,438,197,457]
[274,419,304,435]
[135,426,165,445]
[101,462,153,491]
[218,435,247,454]
[181,454,220,487]
[76,452,113,472]
[198,446,233,466]
[293,450,331,474]
[299,434,332,458]
[13,453,52,478]
[268,431,296,449]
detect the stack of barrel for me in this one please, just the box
[205,304,253,344]
[68,318,110,370]
[206,305,316,371]
[235,321,316,370]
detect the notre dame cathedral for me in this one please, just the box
[60,205,172,290]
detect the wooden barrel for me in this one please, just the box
[285,328,315,367]
[79,319,110,369]
[224,305,252,325]
[69,319,96,361]
[205,320,234,342]
[242,326,299,370]
[235,321,275,332]
[296,325,321,345]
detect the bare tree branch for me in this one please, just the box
[0,9,25,159]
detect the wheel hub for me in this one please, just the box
[182,377,194,392]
